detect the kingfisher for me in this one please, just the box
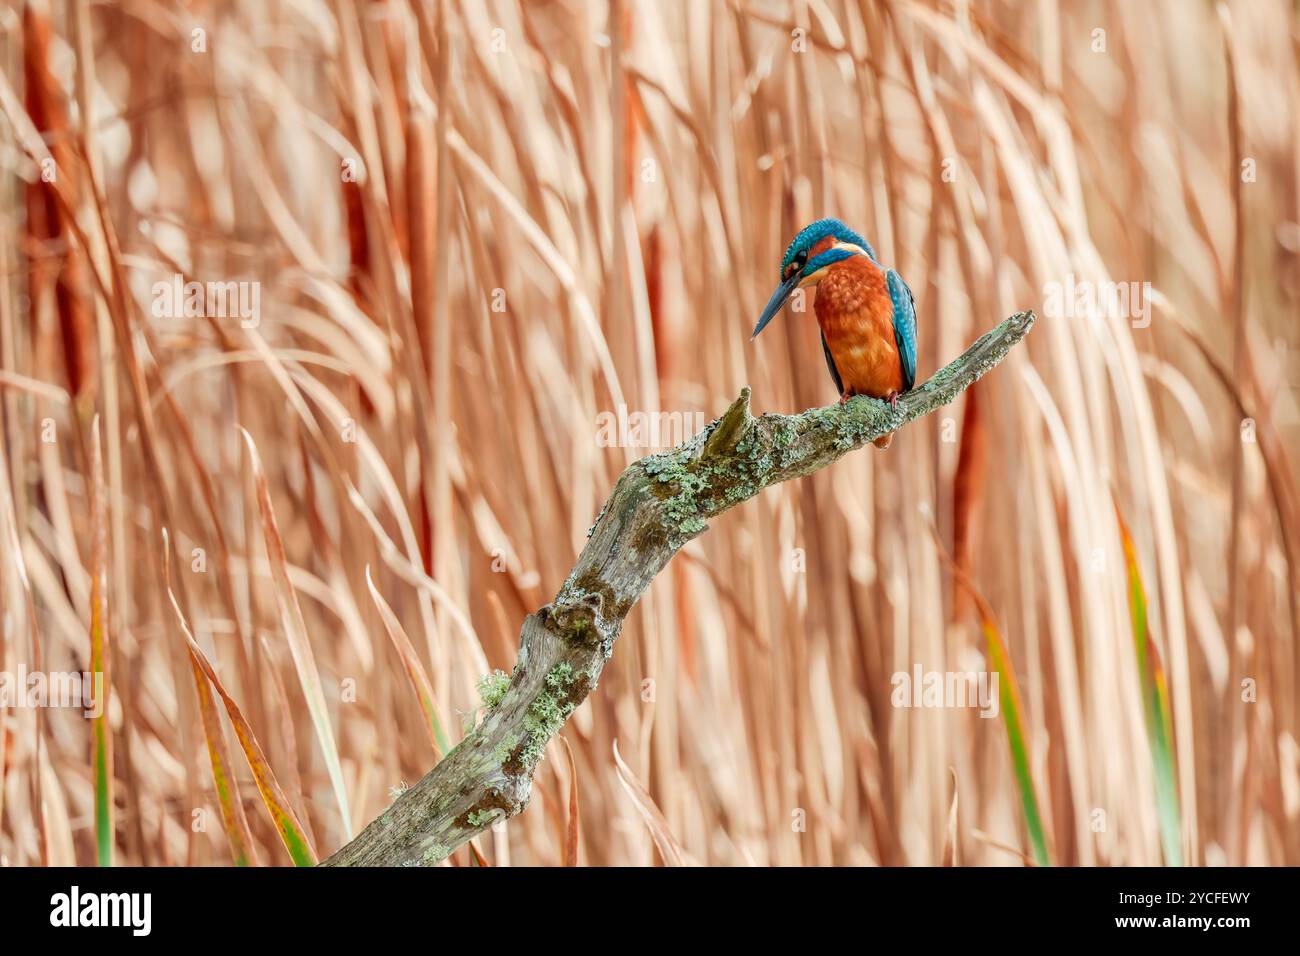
[751,218,917,448]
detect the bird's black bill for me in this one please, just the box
[751,274,800,339]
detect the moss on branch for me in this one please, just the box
[320,310,1036,867]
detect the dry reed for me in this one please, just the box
[0,0,1297,867]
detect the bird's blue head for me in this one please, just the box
[753,218,878,339]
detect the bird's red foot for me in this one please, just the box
[888,392,899,410]
[839,392,851,406]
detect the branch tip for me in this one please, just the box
[703,386,753,459]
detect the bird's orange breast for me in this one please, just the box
[814,257,903,399]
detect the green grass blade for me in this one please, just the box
[172,598,318,866]
[88,417,113,866]
[1117,507,1183,866]
[163,530,316,866]
[188,658,257,866]
[241,429,352,839]
[980,616,1051,866]
[934,520,1051,866]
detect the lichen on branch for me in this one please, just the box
[320,310,1036,867]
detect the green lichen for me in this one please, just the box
[642,444,766,543]
[636,395,897,544]
[490,731,521,766]
[420,843,450,865]
[778,439,812,468]
[814,395,893,449]
[644,450,708,534]
[467,809,496,828]
[476,669,511,710]
[519,663,580,765]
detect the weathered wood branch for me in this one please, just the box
[321,310,1036,866]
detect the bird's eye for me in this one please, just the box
[785,250,808,280]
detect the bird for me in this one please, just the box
[751,218,917,449]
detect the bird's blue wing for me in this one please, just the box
[886,270,917,391]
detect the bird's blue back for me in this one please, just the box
[886,270,917,391]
